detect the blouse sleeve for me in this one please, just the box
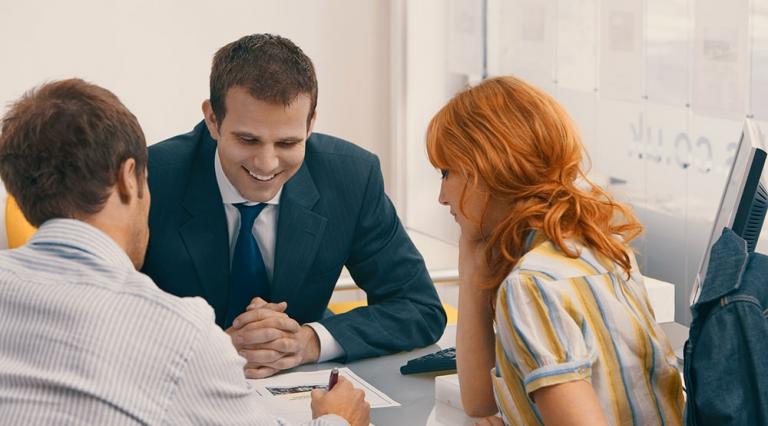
[495,274,596,396]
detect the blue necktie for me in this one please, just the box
[225,203,269,328]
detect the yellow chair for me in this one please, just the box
[327,300,458,326]
[6,195,36,248]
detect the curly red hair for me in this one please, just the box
[427,76,643,289]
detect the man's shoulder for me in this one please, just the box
[306,132,377,164]
[304,132,380,191]
[124,274,217,331]
[148,121,208,171]
[1,254,216,341]
[146,121,212,201]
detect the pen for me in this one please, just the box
[328,368,339,390]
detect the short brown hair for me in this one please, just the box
[210,33,318,126]
[0,79,147,227]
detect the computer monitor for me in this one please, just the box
[681,119,768,325]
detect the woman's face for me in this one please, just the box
[438,169,506,241]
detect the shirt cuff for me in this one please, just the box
[305,322,345,363]
[523,359,593,396]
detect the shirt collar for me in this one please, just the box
[214,149,282,206]
[522,229,548,253]
[27,218,136,271]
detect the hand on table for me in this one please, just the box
[226,297,321,379]
[311,376,370,426]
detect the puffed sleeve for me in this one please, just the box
[495,274,596,396]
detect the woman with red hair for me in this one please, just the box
[427,76,684,425]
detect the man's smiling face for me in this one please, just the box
[205,86,313,202]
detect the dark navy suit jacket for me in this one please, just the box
[142,122,446,361]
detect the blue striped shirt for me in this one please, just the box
[0,219,346,426]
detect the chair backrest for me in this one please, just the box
[6,195,35,248]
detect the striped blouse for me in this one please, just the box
[0,219,345,426]
[492,233,684,425]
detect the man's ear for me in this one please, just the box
[307,110,317,137]
[116,158,138,205]
[202,100,221,140]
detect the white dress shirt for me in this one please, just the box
[0,219,346,426]
[215,151,345,362]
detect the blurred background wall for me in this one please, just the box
[3,0,768,322]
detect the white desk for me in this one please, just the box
[293,322,689,426]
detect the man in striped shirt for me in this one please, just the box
[0,79,369,425]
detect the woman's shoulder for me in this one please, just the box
[508,237,622,284]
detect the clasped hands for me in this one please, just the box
[226,297,320,379]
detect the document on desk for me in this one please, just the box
[250,368,399,423]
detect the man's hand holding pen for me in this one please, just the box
[311,375,370,426]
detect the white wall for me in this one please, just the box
[401,0,464,245]
[0,0,392,189]
[400,0,768,325]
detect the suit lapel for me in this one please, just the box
[271,163,327,302]
[179,132,231,318]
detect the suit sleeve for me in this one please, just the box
[319,156,447,361]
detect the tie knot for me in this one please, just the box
[235,203,267,229]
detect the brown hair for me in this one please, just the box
[210,33,318,126]
[0,78,147,227]
[427,76,643,290]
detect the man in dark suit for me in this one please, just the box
[142,34,446,378]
